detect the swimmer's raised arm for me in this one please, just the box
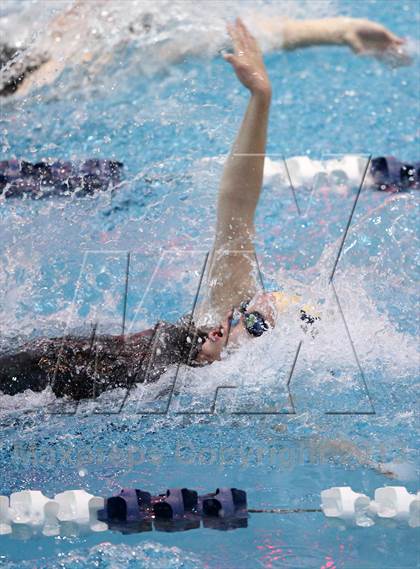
[201,19,271,320]
[253,16,409,66]
[218,19,271,227]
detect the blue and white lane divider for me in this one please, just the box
[0,486,418,537]
[0,487,247,536]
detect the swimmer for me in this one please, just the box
[0,20,410,402]
[0,19,297,399]
[1,6,409,97]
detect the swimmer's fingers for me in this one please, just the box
[346,21,410,58]
[223,51,233,62]
[363,38,412,67]
[227,20,246,56]
[346,25,411,66]
[376,46,412,68]
[224,19,271,95]
[235,17,249,47]
[236,17,259,52]
[227,18,260,57]
[224,21,248,71]
[383,28,405,47]
[378,29,412,66]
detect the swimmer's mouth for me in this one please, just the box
[209,326,225,342]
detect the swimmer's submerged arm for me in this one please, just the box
[205,19,271,315]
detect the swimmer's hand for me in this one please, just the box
[343,19,410,66]
[224,18,271,98]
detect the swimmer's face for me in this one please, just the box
[196,293,277,364]
[196,311,233,363]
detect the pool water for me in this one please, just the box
[0,0,419,567]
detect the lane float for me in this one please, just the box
[0,159,123,198]
[321,486,420,527]
[0,487,249,537]
[0,485,418,538]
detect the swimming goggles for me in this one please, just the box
[231,301,269,338]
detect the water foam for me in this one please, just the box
[0,0,339,99]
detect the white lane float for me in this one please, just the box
[320,486,374,526]
[321,486,419,526]
[8,490,59,536]
[271,155,369,188]
[54,490,107,532]
[89,496,108,532]
[409,492,420,528]
[10,491,58,525]
[55,490,97,524]
[0,489,107,536]
[0,496,13,535]
[374,486,415,521]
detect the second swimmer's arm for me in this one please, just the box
[283,17,404,52]
[255,16,408,64]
